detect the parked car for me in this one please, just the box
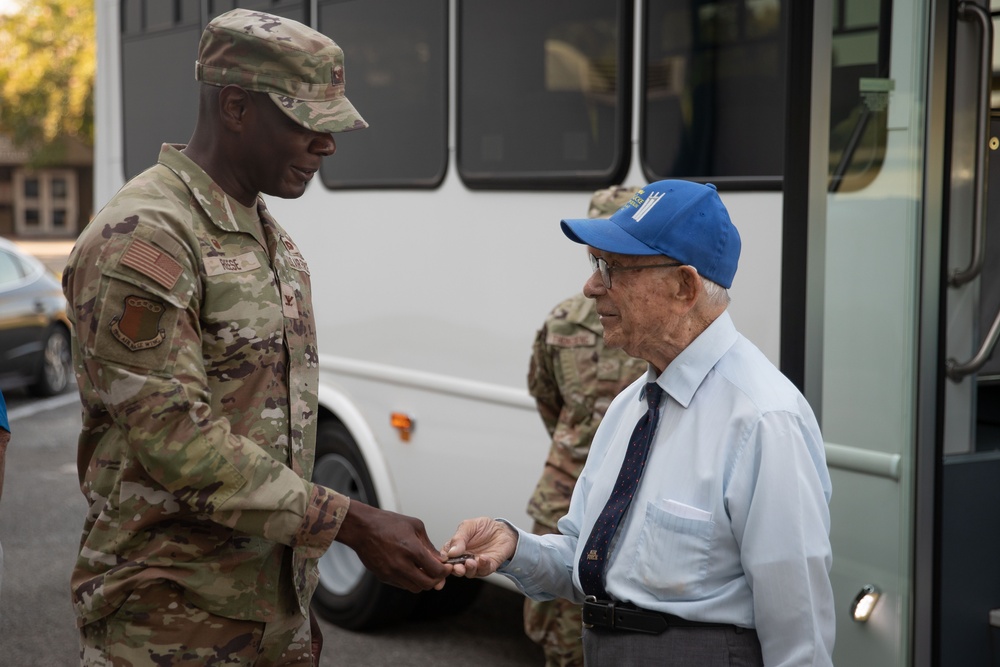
[0,237,73,396]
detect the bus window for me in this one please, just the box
[208,1,307,14]
[827,0,889,193]
[457,0,631,189]
[641,0,785,186]
[120,0,204,179]
[317,0,448,189]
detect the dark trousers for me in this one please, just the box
[582,625,763,667]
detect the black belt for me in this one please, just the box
[582,597,735,635]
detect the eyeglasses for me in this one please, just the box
[589,253,683,289]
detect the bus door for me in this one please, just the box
[798,0,980,664]
[800,0,924,663]
[813,0,1000,663]
[940,2,1000,664]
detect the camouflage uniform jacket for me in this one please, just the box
[63,144,349,627]
[526,293,646,530]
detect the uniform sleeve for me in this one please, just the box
[67,222,347,556]
[726,411,835,667]
[528,323,562,438]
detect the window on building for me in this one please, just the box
[14,170,78,236]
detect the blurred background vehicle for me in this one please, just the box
[0,236,72,396]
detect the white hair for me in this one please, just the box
[701,276,731,307]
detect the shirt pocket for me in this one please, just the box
[628,498,716,599]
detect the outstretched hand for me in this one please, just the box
[335,501,451,592]
[441,517,518,578]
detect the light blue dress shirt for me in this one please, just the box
[500,311,834,666]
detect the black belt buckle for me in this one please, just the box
[583,597,669,635]
[582,596,611,630]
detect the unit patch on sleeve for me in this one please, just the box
[110,295,167,351]
[279,234,310,274]
[121,238,183,289]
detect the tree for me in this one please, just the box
[0,0,94,165]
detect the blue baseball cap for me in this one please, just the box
[560,180,741,289]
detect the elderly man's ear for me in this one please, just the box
[671,265,703,307]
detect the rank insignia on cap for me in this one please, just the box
[121,238,183,289]
[110,296,167,351]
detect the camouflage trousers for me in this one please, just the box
[79,582,314,667]
[523,523,584,667]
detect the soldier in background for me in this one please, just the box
[63,10,449,666]
[523,186,647,666]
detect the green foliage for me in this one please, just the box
[0,0,95,164]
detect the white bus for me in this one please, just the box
[94,1,1000,665]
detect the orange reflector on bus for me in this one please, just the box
[390,412,415,442]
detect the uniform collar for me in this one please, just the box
[157,143,265,236]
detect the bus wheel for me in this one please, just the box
[310,420,418,630]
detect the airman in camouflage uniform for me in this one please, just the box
[523,187,648,667]
[65,10,448,666]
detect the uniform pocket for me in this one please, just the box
[629,498,716,599]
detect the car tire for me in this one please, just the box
[29,324,72,397]
[310,419,419,630]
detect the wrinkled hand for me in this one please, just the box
[441,517,518,578]
[335,501,451,592]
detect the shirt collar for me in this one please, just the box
[651,310,738,409]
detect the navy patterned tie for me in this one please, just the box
[578,382,664,599]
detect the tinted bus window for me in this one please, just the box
[120,0,203,179]
[641,0,785,185]
[317,0,448,189]
[208,0,307,16]
[457,0,631,189]
[827,0,889,192]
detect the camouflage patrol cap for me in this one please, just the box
[195,9,367,134]
[588,185,641,219]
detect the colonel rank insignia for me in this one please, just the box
[110,295,167,351]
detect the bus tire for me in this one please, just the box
[310,419,418,630]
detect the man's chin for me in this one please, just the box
[602,332,624,349]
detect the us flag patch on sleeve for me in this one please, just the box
[121,238,183,289]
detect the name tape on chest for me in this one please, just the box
[547,331,597,348]
[204,252,263,276]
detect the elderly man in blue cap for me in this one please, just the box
[444,180,835,666]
